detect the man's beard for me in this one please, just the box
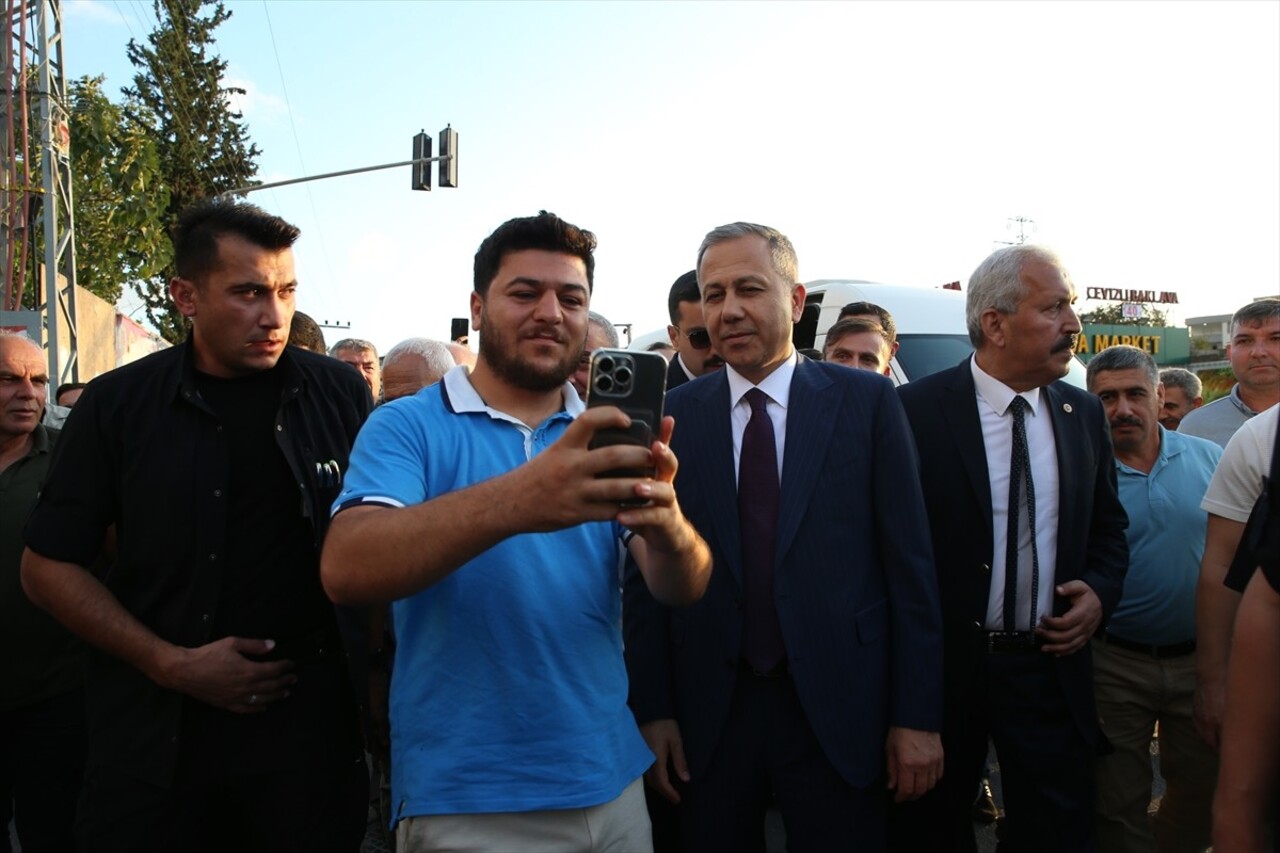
[479,310,582,393]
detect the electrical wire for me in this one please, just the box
[261,1,338,318]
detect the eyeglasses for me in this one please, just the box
[680,327,712,350]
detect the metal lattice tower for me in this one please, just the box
[2,0,77,384]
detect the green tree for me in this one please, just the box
[123,0,260,342]
[1078,302,1171,327]
[70,75,170,305]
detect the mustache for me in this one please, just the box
[1051,335,1078,354]
[1110,415,1143,429]
[527,330,568,344]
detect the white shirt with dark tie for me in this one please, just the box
[725,349,798,485]
[971,356,1061,632]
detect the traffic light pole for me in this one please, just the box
[220,154,454,198]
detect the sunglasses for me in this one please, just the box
[681,327,712,350]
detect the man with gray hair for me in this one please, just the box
[445,342,476,370]
[1158,367,1204,431]
[1086,345,1221,853]
[380,338,457,403]
[896,243,1129,852]
[571,310,620,402]
[331,337,381,402]
[1179,297,1280,447]
[626,221,943,849]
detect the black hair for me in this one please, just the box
[837,301,897,345]
[823,318,890,355]
[1232,296,1280,332]
[55,381,88,404]
[172,198,300,281]
[472,211,596,296]
[287,311,327,354]
[667,270,700,325]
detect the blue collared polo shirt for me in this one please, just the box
[1107,426,1222,645]
[333,367,652,822]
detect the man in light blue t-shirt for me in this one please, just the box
[320,211,711,853]
[1086,345,1223,853]
[1179,297,1279,447]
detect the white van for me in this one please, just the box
[632,279,1087,389]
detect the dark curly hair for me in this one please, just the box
[473,211,596,296]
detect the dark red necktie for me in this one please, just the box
[739,388,785,673]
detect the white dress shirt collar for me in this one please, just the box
[970,355,1043,418]
[676,354,698,383]
[726,348,799,410]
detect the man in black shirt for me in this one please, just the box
[1,331,85,853]
[20,199,372,852]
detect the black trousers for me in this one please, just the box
[889,650,1095,853]
[74,754,368,853]
[0,688,87,853]
[679,670,886,853]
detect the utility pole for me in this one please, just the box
[994,215,1037,248]
[0,0,79,387]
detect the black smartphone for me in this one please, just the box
[586,349,667,490]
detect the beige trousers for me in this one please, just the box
[395,776,652,853]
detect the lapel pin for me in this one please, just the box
[1063,403,1073,413]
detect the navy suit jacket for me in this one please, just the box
[625,357,944,788]
[896,359,1128,741]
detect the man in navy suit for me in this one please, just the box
[625,223,944,851]
[895,244,1129,853]
[664,270,723,391]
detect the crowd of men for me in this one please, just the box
[1,196,1277,853]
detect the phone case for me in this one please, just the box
[586,348,668,481]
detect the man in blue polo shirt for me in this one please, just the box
[321,211,711,852]
[1085,346,1222,853]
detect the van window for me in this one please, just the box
[795,297,823,350]
[894,333,1088,390]
[895,334,974,382]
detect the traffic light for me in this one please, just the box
[439,125,458,188]
[412,131,431,191]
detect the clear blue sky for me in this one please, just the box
[67,0,1279,353]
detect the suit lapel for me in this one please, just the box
[940,362,995,544]
[1043,382,1081,566]
[685,371,744,585]
[776,361,838,567]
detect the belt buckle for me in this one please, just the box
[986,631,1038,654]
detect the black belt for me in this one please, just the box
[738,658,790,679]
[985,631,1044,654]
[1099,633,1195,659]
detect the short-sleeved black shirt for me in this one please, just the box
[24,339,371,786]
